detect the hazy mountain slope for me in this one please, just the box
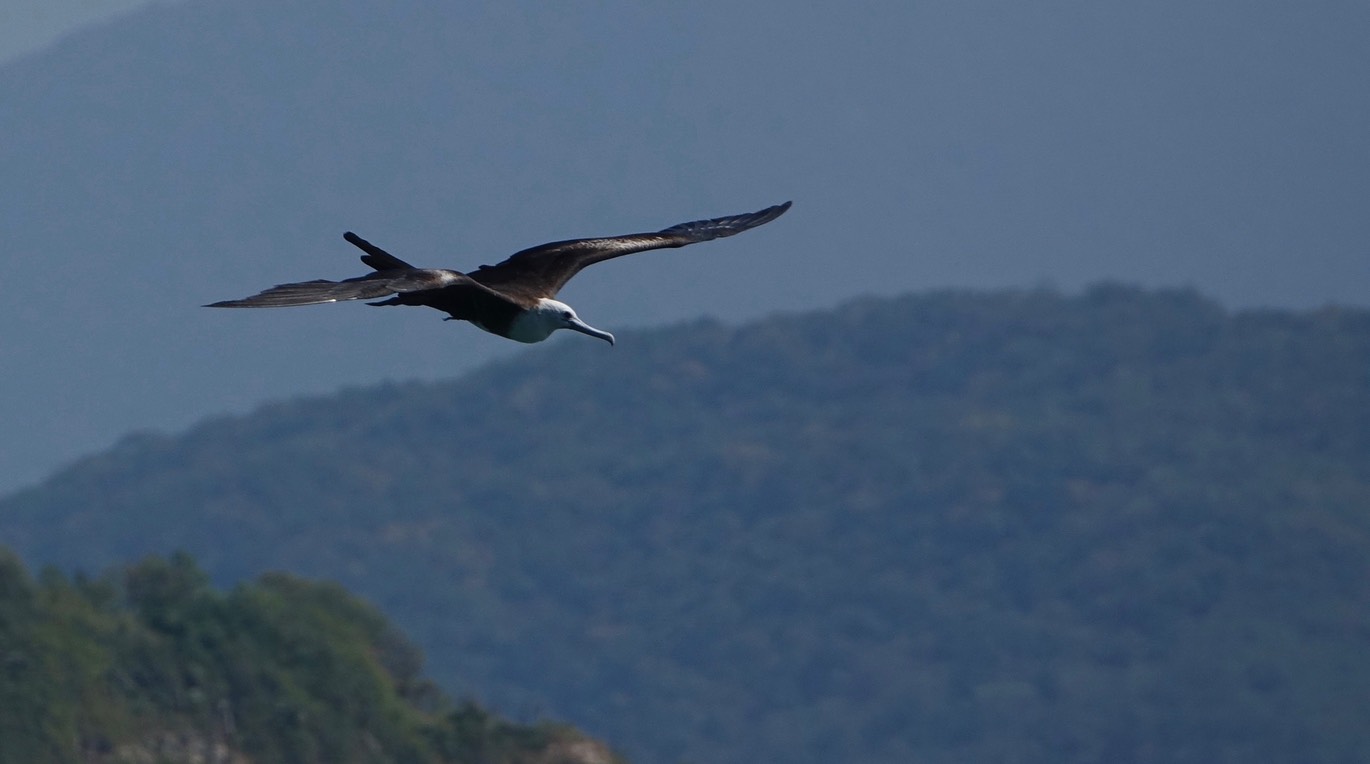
[5,0,1369,493]
[4,287,1370,763]
[0,548,617,764]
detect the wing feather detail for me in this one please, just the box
[469,201,791,299]
[205,270,466,308]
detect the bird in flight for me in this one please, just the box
[208,202,791,345]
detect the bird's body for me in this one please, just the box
[208,202,791,345]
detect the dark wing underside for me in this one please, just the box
[205,269,463,308]
[205,267,522,324]
[208,230,526,320]
[467,201,792,301]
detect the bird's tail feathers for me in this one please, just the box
[344,231,415,271]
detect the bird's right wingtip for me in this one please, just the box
[759,200,793,223]
[766,200,793,218]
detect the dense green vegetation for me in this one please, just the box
[4,286,1370,763]
[0,549,614,764]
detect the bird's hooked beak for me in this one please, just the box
[564,315,616,345]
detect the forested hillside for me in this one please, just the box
[0,549,615,764]
[4,286,1370,763]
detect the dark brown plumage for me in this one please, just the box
[207,201,791,345]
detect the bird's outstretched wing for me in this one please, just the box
[206,269,469,308]
[468,201,792,301]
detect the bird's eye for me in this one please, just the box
[562,311,573,319]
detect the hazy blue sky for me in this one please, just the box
[0,0,163,64]
[1,0,1368,494]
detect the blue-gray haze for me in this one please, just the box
[1,0,1367,491]
[0,0,159,64]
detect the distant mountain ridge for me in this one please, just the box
[4,287,1370,764]
[8,0,1370,496]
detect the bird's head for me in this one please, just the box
[520,298,615,345]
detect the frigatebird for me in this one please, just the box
[207,201,791,345]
